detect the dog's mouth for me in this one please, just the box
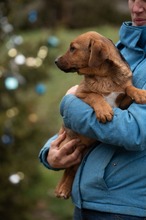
[55,61,78,73]
[63,67,77,73]
[56,65,77,73]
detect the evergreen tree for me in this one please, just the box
[0,8,50,220]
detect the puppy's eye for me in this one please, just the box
[70,46,76,52]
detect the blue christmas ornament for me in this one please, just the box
[48,36,60,47]
[28,10,38,23]
[35,83,46,95]
[1,133,14,145]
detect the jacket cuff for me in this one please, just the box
[39,134,60,171]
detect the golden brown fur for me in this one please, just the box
[54,31,146,199]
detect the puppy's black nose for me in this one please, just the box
[55,58,58,64]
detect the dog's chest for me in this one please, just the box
[104,92,124,108]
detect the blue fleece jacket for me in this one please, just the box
[39,22,146,217]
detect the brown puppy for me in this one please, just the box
[54,31,146,199]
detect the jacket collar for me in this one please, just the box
[119,22,146,51]
[117,22,146,86]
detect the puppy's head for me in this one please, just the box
[55,31,121,76]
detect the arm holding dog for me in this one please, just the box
[60,89,146,151]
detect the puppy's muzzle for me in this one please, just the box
[55,57,66,71]
[55,57,77,73]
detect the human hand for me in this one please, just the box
[65,85,79,95]
[47,130,83,169]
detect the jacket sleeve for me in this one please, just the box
[39,134,61,170]
[60,93,146,151]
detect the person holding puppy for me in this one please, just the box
[39,0,146,219]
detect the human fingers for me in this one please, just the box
[51,131,66,148]
[48,137,78,168]
[60,146,83,168]
[58,139,85,167]
[59,138,80,155]
[49,138,84,168]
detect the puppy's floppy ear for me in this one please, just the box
[88,39,109,67]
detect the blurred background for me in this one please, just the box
[0,0,129,219]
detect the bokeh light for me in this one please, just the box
[37,46,48,59]
[9,172,25,184]
[5,76,19,90]
[8,48,18,57]
[14,54,26,65]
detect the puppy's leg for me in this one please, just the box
[55,165,78,199]
[119,95,133,109]
[126,85,146,104]
[77,92,114,123]
[54,126,76,199]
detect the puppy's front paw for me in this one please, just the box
[132,90,146,104]
[95,106,114,123]
[126,86,146,104]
